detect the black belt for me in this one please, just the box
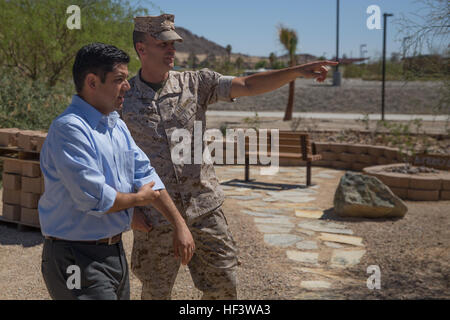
[44,233,122,245]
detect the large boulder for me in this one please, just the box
[334,172,408,218]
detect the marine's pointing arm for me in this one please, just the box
[230,60,338,99]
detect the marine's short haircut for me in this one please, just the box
[133,30,148,57]
[72,42,130,93]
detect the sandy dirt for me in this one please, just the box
[0,101,448,299]
[0,164,449,300]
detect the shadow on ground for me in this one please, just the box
[221,179,313,191]
[320,207,404,223]
[0,222,43,247]
[309,84,335,88]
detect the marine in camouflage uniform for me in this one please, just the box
[123,13,338,300]
[123,15,239,300]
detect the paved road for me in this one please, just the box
[206,111,448,121]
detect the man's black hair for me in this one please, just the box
[133,30,147,57]
[72,43,130,93]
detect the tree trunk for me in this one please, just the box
[283,55,296,121]
[283,80,295,121]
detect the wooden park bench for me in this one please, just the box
[242,130,322,186]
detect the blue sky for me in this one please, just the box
[132,0,444,59]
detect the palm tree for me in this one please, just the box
[278,26,298,121]
[269,52,277,69]
[226,44,232,63]
[235,56,244,70]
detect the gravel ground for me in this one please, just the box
[0,188,306,300]
[0,165,449,300]
[0,78,448,301]
[211,79,447,115]
[320,201,450,299]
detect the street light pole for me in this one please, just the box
[333,0,341,86]
[360,44,367,60]
[336,0,339,70]
[381,13,393,121]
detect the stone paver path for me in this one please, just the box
[215,165,367,296]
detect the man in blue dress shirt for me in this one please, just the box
[38,42,195,300]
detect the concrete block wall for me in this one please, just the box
[216,141,405,168]
[364,165,450,201]
[313,143,402,170]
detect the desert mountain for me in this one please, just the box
[173,26,317,66]
[175,27,229,56]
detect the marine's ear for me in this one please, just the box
[136,42,146,55]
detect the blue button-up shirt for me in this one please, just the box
[38,95,165,240]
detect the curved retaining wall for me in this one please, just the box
[313,142,402,170]
[279,142,450,202]
[279,142,403,168]
[363,164,450,201]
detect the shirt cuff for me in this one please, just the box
[134,172,165,191]
[87,183,117,217]
[218,76,236,102]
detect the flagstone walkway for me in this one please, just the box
[214,165,367,297]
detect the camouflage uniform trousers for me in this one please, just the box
[131,206,239,300]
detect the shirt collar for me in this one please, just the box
[101,111,120,129]
[134,70,158,98]
[70,95,119,129]
[134,69,181,99]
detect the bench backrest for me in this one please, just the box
[236,130,314,160]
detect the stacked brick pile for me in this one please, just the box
[2,160,43,226]
[0,128,47,227]
[0,128,47,152]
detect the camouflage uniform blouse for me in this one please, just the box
[122,69,235,226]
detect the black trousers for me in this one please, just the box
[41,238,130,300]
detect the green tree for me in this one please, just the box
[0,0,148,86]
[0,66,72,130]
[188,51,198,69]
[205,52,217,68]
[278,25,298,121]
[235,56,244,70]
[272,61,287,69]
[254,60,267,69]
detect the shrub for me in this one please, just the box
[0,68,72,131]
